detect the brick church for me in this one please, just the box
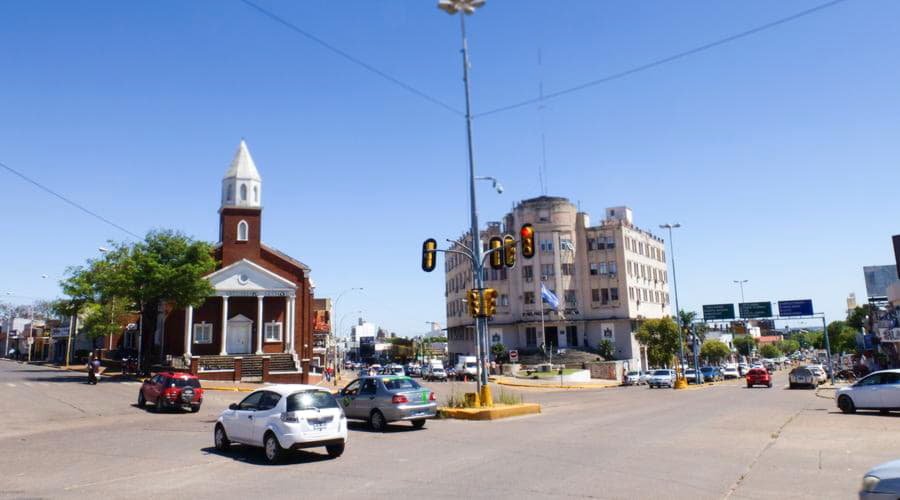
[157,140,315,383]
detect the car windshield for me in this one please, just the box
[286,390,340,411]
[169,377,200,388]
[627,371,640,376]
[382,377,421,390]
[653,370,670,376]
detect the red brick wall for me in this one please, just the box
[220,207,262,266]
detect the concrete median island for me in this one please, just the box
[439,403,541,421]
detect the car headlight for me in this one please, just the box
[861,475,880,492]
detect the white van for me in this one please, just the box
[455,356,478,380]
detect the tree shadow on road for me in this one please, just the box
[346,420,424,434]
[200,446,335,466]
[21,375,134,385]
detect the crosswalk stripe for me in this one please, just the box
[5,383,15,388]
[23,382,33,387]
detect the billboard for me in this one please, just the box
[864,265,899,299]
[703,304,735,321]
[778,300,814,317]
[739,302,772,319]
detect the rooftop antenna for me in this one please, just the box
[537,48,549,196]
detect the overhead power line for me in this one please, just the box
[474,0,851,118]
[0,160,141,239]
[239,0,464,117]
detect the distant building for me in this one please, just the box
[445,196,672,370]
[864,265,899,305]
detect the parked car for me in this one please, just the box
[700,367,723,382]
[214,385,347,464]
[722,366,739,379]
[138,372,203,412]
[639,371,654,385]
[789,367,817,389]
[859,458,900,499]
[683,369,697,384]
[338,375,437,431]
[423,367,448,382]
[807,365,828,384]
[624,371,642,386]
[746,368,772,388]
[648,369,675,389]
[836,370,900,414]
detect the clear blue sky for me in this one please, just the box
[2,0,898,336]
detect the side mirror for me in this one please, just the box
[229,403,239,411]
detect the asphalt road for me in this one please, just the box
[1,360,897,499]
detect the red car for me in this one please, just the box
[746,368,772,388]
[138,372,204,412]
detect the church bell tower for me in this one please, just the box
[219,140,263,266]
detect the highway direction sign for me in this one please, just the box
[703,304,735,321]
[778,300,814,317]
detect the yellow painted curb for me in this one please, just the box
[497,380,618,390]
[439,403,541,421]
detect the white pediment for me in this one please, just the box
[205,259,296,294]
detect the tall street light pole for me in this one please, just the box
[733,280,748,305]
[438,0,489,391]
[660,223,686,388]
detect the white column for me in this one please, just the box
[256,295,264,355]
[220,295,229,356]
[184,305,193,358]
[284,295,292,354]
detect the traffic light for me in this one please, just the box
[421,238,437,272]
[520,224,535,258]
[466,288,482,318]
[503,234,516,268]
[483,288,498,317]
[489,236,503,270]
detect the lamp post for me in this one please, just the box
[438,0,490,394]
[733,280,748,307]
[660,223,686,388]
[330,288,363,375]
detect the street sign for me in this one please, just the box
[703,303,735,321]
[778,299,814,317]
[739,302,772,319]
[509,350,519,362]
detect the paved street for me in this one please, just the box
[1,360,897,499]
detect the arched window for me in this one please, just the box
[240,184,247,201]
[254,186,259,202]
[237,220,248,241]
[226,184,234,202]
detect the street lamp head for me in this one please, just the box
[437,0,485,15]
[98,247,109,253]
[493,179,503,194]
[659,223,681,229]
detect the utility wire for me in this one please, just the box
[0,160,141,239]
[474,0,851,118]
[239,0,464,117]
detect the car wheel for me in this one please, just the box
[326,443,345,458]
[411,419,426,429]
[155,397,164,412]
[767,382,772,388]
[879,409,890,415]
[137,391,146,408]
[190,404,201,413]
[264,433,284,464]
[838,395,856,414]
[789,382,796,389]
[214,424,230,451]
[747,382,753,388]
[369,410,387,432]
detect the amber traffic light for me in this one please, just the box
[483,288,498,317]
[489,236,504,270]
[421,238,437,272]
[466,288,482,318]
[503,234,516,268]
[520,224,535,258]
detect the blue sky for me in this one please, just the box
[1,0,898,335]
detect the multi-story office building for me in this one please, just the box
[445,196,672,370]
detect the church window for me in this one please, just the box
[254,186,258,202]
[240,184,248,201]
[237,220,248,241]
[265,322,283,342]
[226,184,234,202]
[193,323,213,344]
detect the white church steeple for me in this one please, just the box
[221,139,262,209]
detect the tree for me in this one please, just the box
[758,344,782,359]
[733,335,757,357]
[775,339,800,355]
[491,342,507,362]
[826,320,859,355]
[635,318,681,368]
[596,339,614,360]
[847,304,876,332]
[679,310,707,342]
[700,340,731,363]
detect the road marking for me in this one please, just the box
[5,383,15,387]
[22,382,33,387]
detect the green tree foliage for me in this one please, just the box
[635,318,681,368]
[775,339,800,355]
[491,342,507,361]
[825,320,859,355]
[679,310,707,342]
[758,344,782,359]
[700,340,731,363]
[733,335,757,357]
[792,331,820,349]
[596,339,615,360]
[847,304,876,332]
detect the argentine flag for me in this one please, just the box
[541,283,560,311]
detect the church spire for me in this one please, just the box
[221,139,262,209]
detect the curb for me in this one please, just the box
[439,403,541,420]
[497,380,618,390]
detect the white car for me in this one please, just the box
[648,369,675,388]
[722,367,739,379]
[624,371,642,385]
[214,384,348,464]
[836,369,900,415]
[806,365,827,384]
[639,371,653,385]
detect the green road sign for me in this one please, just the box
[703,303,735,321]
[739,301,772,319]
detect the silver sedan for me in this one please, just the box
[337,376,438,432]
[860,458,900,499]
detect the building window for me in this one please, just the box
[240,184,248,201]
[611,287,619,301]
[523,265,533,282]
[226,184,234,202]
[590,263,599,276]
[524,292,535,305]
[601,288,610,305]
[541,264,554,279]
[193,323,213,344]
[564,289,577,306]
[561,263,575,276]
[253,186,259,202]
[237,220,249,241]
[598,262,608,275]
[566,325,578,346]
[264,322,283,342]
[540,239,554,254]
[526,327,537,346]
[587,238,597,251]
[591,289,600,302]
[608,261,617,276]
[606,236,615,249]
[642,289,648,301]
[500,294,509,307]
[629,287,635,300]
